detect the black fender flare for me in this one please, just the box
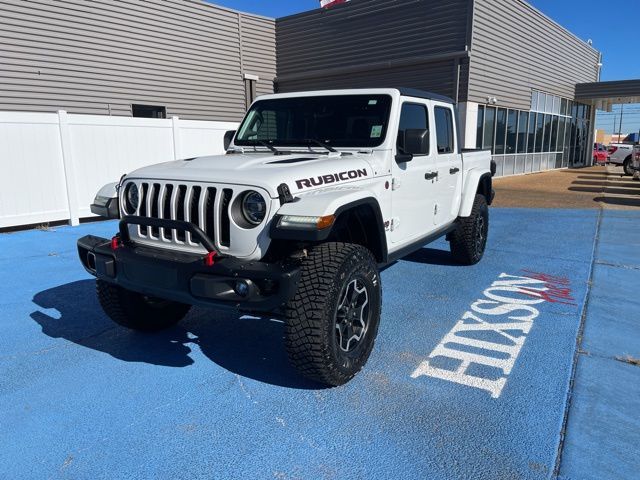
[270,197,388,263]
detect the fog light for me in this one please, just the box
[234,280,250,297]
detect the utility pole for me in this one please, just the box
[618,103,624,136]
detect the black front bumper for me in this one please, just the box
[77,234,300,313]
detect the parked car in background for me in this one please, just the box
[593,143,607,164]
[608,135,638,175]
[633,145,640,181]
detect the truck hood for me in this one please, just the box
[126,152,377,198]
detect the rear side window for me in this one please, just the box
[435,107,454,154]
[397,103,429,154]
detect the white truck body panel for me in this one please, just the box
[608,143,634,165]
[114,88,492,262]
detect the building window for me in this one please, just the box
[483,106,496,151]
[434,106,454,154]
[476,105,485,149]
[506,109,517,154]
[132,104,166,118]
[517,111,528,153]
[494,108,507,154]
[397,103,429,155]
[542,115,552,152]
[535,113,544,153]
[527,112,536,153]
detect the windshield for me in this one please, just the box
[235,94,392,148]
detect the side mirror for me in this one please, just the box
[404,129,429,155]
[224,130,236,150]
[396,128,429,163]
[90,182,120,219]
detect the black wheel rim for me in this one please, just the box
[335,277,370,353]
[474,213,487,257]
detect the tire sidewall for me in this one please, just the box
[324,248,381,379]
[470,197,489,263]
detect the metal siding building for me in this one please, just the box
[276,0,472,102]
[0,0,276,121]
[276,0,601,174]
[0,0,605,174]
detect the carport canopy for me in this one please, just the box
[575,79,640,111]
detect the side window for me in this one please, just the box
[434,106,454,154]
[397,103,429,155]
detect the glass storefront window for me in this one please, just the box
[543,115,552,151]
[531,91,539,111]
[495,108,507,154]
[483,106,496,151]
[527,112,536,153]
[517,111,528,153]
[561,98,568,116]
[476,105,484,149]
[535,113,544,152]
[550,116,559,152]
[506,109,517,153]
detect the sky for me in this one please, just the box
[209,0,640,134]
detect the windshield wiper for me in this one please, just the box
[305,138,337,153]
[256,140,289,155]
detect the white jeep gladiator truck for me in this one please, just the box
[78,88,495,386]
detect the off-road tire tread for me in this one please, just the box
[450,194,488,265]
[96,280,189,331]
[284,242,379,386]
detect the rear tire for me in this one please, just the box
[96,280,190,331]
[284,242,381,386]
[623,156,633,176]
[449,194,489,265]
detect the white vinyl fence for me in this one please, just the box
[0,111,237,228]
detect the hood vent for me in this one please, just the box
[267,157,317,165]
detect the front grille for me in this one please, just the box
[125,180,233,253]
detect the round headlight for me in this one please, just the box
[124,183,139,214]
[241,190,266,226]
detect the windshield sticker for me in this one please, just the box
[370,125,382,138]
[368,99,378,105]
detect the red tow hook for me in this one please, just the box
[110,234,122,250]
[204,251,217,266]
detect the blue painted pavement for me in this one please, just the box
[0,208,608,479]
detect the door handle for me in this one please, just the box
[425,172,438,180]
[449,167,460,174]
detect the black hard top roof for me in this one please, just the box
[397,88,455,104]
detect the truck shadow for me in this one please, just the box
[30,280,322,390]
[401,247,460,266]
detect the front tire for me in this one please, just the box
[96,280,190,331]
[623,156,633,176]
[284,242,381,386]
[449,194,489,265]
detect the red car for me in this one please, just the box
[593,143,608,164]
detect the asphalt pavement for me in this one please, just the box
[0,207,638,479]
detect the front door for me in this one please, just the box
[389,101,438,244]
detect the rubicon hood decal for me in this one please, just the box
[295,168,368,189]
